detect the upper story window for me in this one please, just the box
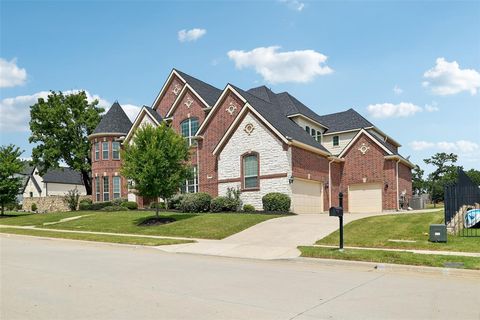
[181,165,198,194]
[112,142,120,160]
[180,117,199,146]
[333,136,339,146]
[316,131,322,142]
[113,176,121,199]
[102,141,109,160]
[305,126,310,135]
[243,153,259,189]
[94,143,100,161]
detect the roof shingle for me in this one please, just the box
[93,102,133,135]
[175,69,222,107]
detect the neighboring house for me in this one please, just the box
[21,166,86,199]
[89,69,413,213]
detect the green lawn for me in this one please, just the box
[317,210,480,253]
[0,211,282,239]
[0,227,193,246]
[299,246,480,270]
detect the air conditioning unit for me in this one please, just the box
[429,224,447,242]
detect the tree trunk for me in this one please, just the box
[81,169,92,195]
[1,204,4,216]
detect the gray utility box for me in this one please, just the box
[429,224,447,242]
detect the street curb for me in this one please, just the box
[295,256,480,278]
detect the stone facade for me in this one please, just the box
[23,195,90,213]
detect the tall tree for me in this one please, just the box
[465,169,480,186]
[423,152,458,206]
[412,165,426,194]
[0,145,24,215]
[121,123,191,217]
[29,91,103,195]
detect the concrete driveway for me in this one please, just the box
[160,212,383,259]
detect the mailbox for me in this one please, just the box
[329,206,343,217]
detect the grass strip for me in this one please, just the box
[299,246,480,270]
[0,227,194,246]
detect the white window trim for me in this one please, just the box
[103,176,109,201]
[95,177,101,201]
[102,142,109,160]
[112,142,120,160]
[181,118,198,146]
[243,154,259,189]
[113,176,121,199]
[95,143,100,161]
[183,166,198,193]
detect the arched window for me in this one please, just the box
[242,152,259,189]
[180,117,199,146]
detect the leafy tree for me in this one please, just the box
[465,169,480,186]
[29,91,103,195]
[412,165,426,194]
[423,152,458,206]
[0,145,24,215]
[121,123,191,217]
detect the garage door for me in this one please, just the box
[348,183,382,213]
[291,180,323,214]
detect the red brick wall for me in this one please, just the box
[154,75,184,118]
[339,133,397,211]
[90,136,128,202]
[197,91,245,196]
[329,161,343,208]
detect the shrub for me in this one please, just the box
[79,202,92,211]
[179,193,212,213]
[80,198,92,205]
[31,203,37,212]
[112,198,127,206]
[210,196,239,212]
[243,204,255,212]
[150,202,165,210]
[226,187,242,211]
[168,194,184,210]
[100,205,124,212]
[262,193,291,212]
[89,201,112,210]
[121,201,138,210]
[63,189,80,211]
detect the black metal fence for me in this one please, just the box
[444,169,480,237]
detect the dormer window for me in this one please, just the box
[305,126,310,134]
[333,136,339,146]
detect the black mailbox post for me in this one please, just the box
[329,192,344,250]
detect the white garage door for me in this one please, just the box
[348,183,382,213]
[292,180,323,214]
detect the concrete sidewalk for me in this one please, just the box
[159,213,385,259]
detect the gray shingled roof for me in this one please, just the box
[93,102,132,135]
[42,167,84,185]
[317,108,374,133]
[232,85,330,153]
[144,106,163,123]
[175,69,222,107]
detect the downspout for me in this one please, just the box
[396,159,400,211]
[196,142,200,192]
[328,159,334,208]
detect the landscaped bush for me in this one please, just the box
[112,198,127,206]
[63,189,80,211]
[31,203,37,212]
[262,193,291,212]
[210,196,239,212]
[121,201,138,210]
[150,202,166,210]
[243,204,255,212]
[79,202,92,211]
[179,193,212,213]
[89,201,112,210]
[168,194,184,210]
[100,205,124,212]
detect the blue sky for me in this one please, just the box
[1,0,479,174]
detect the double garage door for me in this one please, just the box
[291,180,323,214]
[348,183,382,213]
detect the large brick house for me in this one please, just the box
[89,69,413,213]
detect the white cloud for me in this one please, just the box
[178,28,206,42]
[424,102,439,112]
[367,102,422,118]
[393,85,403,95]
[121,104,142,122]
[0,90,140,133]
[227,46,333,84]
[279,0,305,11]
[422,57,480,95]
[409,140,479,153]
[0,58,27,88]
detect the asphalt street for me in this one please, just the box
[1,235,479,320]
